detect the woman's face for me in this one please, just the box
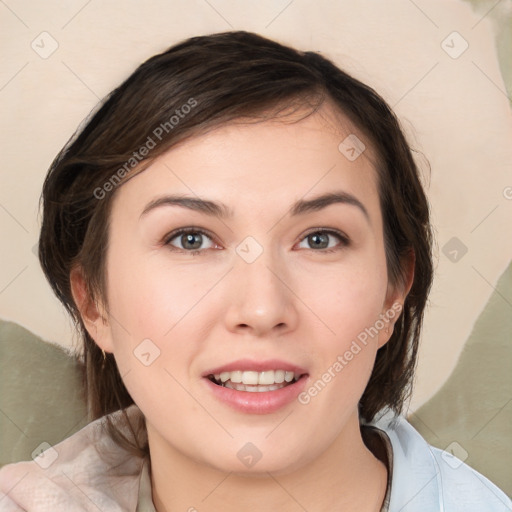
[85,105,403,474]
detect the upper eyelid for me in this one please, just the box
[163,226,216,243]
[300,227,349,240]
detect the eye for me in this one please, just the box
[163,227,350,255]
[163,227,218,254]
[297,229,350,253]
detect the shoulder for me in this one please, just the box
[0,406,145,511]
[368,410,512,512]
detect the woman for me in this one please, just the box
[0,30,510,511]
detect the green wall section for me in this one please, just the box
[463,0,512,104]
[0,320,88,466]
[409,260,512,497]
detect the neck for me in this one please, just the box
[148,411,388,512]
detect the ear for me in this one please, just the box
[377,249,415,349]
[70,265,114,353]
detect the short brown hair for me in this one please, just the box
[38,30,433,454]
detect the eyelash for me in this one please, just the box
[163,227,350,256]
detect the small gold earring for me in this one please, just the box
[102,349,107,361]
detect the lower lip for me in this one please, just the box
[203,375,309,414]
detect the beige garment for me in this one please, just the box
[0,407,144,511]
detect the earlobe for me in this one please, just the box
[377,312,397,349]
[69,265,114,352]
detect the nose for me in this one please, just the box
[223,248,299,338]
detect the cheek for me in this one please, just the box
[300,250,388,346]
[296,250,387,402]
[103,251,227,390]
[107,251,212,339]
[102,256,192,383]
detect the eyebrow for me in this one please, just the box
[140,191,370,223]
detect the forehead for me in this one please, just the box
[110,104,381,224]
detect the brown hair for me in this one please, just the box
[38,30,433,455]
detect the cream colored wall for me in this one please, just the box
[1,0,511,412]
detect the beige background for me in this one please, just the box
[1,0,511,414]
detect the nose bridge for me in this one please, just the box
[224,236,298,335]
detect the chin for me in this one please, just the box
[202,448,308,477]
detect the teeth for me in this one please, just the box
[231,371,243,383]
[224,381,287,392]
[210,369,302,388]
[259,370,275,385]
[274,370,285,383]
[242,371,259,385]
[284,371,294,383]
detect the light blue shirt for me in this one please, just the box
[366,409,512,511]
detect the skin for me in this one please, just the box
[71,102,413,511]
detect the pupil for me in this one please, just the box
[183,233,202,250]
[310,232,328,249]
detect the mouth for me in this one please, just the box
[202,359,309,413]
[206,369,305,393]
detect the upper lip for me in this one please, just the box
[202,359,308,377]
